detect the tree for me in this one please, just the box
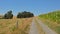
[17,11,34,18]
[17,12,22,18]
[4,10,13,19]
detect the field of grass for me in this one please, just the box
[0,17,33,34]
[39,10,60,34]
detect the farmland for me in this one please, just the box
[39,10,60,34]
[0,16,33,34]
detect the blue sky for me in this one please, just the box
[0,0,60,16]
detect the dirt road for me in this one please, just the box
[29,18,57,34]
[29,20,40,34]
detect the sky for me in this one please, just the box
[0,0,60,16]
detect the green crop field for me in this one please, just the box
[39,10,60,34]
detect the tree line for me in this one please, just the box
[3,10,34,19]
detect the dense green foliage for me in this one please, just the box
[39,10,60,24]
[17,11,34,18]
[3,10,13,19]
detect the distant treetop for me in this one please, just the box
[17,11,34,18]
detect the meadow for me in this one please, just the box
[0,16,33,34]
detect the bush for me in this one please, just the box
[17,11,34,18]
[4,10,13,19]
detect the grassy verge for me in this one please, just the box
[0,17,32,34]
[38,11,60,34]
[39,16,60,34]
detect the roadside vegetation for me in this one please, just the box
[39,10,60,34]
[0,10,33,34]
[0,17,32,34]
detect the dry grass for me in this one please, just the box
[0,16,33,34]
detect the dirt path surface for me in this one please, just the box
[29,18,57,34]
[35,18,57,34]
[29,20,40,34]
